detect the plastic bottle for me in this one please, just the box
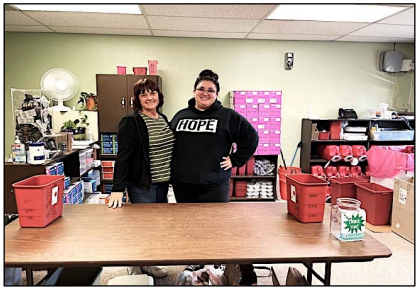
[88,128,93,141]
[12,136,26,164]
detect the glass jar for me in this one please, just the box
[330,198,366,242]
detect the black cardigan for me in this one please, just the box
[112,111,170,192]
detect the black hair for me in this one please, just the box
[132,78,164,111]
[194,69,220,94]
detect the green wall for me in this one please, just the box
[5,32,414,164]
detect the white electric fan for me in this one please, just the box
[41,68,78,112]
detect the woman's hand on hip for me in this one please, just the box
[220,156,233,170]
[107,192,124,209]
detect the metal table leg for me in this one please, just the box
[306,261,313,285]
[25,267,34,286]
[324,261,332,286]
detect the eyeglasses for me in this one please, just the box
[196,87,216,95]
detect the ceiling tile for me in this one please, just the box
[247,33,338,41]
[336,35,414,43]
[5,25,53,33]
[377,8,414,25]
[142,4,275,20]
[253,20,370,35]
[148,16,259,33]
[52,27,152,36]
[5,11,42,25]
[25,11,148,29]
[153,30,247,39]
[349,24,414,38]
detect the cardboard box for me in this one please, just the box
[391,177,414,243]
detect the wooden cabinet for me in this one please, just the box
[96,74,162,133]
[300,118,415,173]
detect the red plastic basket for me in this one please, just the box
[330,177,368,205]
[246,156,255,175]
[355,182,393,225]
[234,181,247,197]
[238,164,246,176]
[13,175,65,228]
[286,174,329,223]
[278,167,301,200]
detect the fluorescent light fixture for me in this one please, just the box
[12,4,141,14]
[267,5,406,23]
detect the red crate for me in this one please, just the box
[238,164,246,176]
[288,202,326,223]
[286,174,329,223]
[229,180,234,198]
[355,182,393,225]
[13,175,65,228]
[246,156,255,175]
[234,181,247,197]
[330,177,368,205]
[231,167,237,176]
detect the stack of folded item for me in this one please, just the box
[246,179,260,198]
[259,180,274,199]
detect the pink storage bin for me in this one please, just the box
[258,130,270,143]
[247,117,258,129]
[234,104,246,116]
[269,130,281,143]
[256,92,267,104]
[234,98,246,105]
[148,60,158,75]
[269,143,281,155]
[270,117,281,130]
[258,143,270,155]
[270,104,282,117]
[268,91,282,104]
[258,104,270,117]
[258,117,270,130]
[246,105,258,118]
[234,91,246,98]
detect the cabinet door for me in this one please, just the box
[97,75,128,132]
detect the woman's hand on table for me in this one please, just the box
[107,192,124,209]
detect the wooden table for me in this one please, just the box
[5,203,391,285]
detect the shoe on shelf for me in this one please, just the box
[140,266,168,278]
[127,266,142,275]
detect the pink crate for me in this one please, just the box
[270,143,281,155]
[270,117,281,130]
[257,92,267,104]
[270,104,282,117]
[234,98,246,105]
[234,91,246,98]
[269,91,282,104]
[258,130,270,143]
[269,130,281,143]
[234,104,246,116]
[258,117,270,130]
[246,105,258,118]
[247,117,258,129]
[259,104,270,117]
[258,143,270,155]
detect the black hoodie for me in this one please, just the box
[170,98,258,186]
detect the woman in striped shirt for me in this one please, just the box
[107,78,175,277]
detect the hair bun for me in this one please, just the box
[199,69,218,81]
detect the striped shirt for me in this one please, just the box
[139,112,175,183]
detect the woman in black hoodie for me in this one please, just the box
[170,69,258,202]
